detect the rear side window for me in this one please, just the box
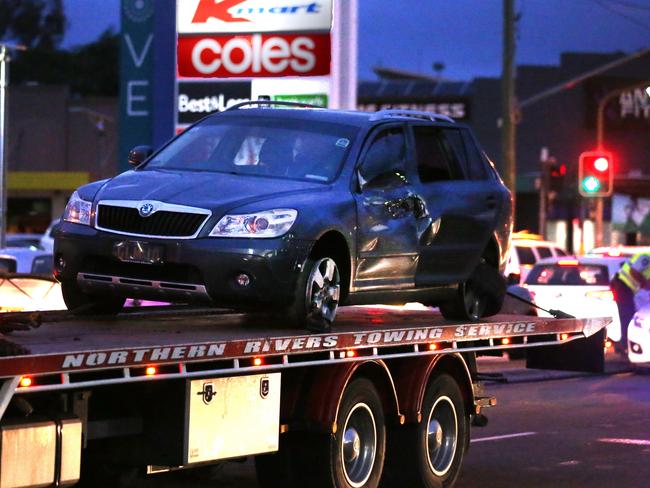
[461,130,489,180]
[537,247,552,259]
[526,264,610,286]
[412,126,463,183]
[516,246,536,265]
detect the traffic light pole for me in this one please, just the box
[0,45,8,250]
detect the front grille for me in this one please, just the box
[97,205,207,237]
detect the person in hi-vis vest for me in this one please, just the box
[610,252,650,354]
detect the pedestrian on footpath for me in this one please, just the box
[610,252,650,354]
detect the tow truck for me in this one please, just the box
[0,304,608,488]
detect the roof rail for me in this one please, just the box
[370,109,455,124]
[225,100,325,111]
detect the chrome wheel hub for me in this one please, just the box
[341,403,376,487]
[307,258,340,323]
[426,396,458,477]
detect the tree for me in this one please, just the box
[0,0,66,50]
[10,29,118,97]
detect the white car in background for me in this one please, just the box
[505,232,568,284]
[39,219,60,252]
[524,256,626,342]
[628,291,650,364]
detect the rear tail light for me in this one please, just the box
[585,290,615,301]
[558,259,580,266]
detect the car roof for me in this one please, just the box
[210,107,465,129]
[588,246,650,257]
[513,238,563,248]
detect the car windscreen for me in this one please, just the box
[526,264,610,286]
[145,117,359,183]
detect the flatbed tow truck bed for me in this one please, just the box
[0,307,609,488]
[0,307,606,381]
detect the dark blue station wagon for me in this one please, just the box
[54,103,512,331]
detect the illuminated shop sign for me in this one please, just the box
[177,0,333,34]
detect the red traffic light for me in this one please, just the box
[593,157,609,172]
[578,150,614,197]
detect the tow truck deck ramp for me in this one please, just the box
[0,307,608,488]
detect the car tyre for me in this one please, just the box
[286,256,340,332]
[61,280,125,315]
[382,374,468,488]
[440,262,505,321]
[287,378,385,488]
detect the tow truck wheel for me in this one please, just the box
[287,256,341,332]
[286,377,385,488]
[61,280,125,315]
[383,374,467,488]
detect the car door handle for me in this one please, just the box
[385,199,407,218]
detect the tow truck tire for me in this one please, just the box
[440,262,505,321]
[383,374,467,488]
[288,378,385,488]
[61,280,125,315]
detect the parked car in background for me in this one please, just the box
[0,254,17,273]
[6,234,43,250]
[505,231,568,284]
[524,256,626,342]
[628,290,650,364]
[54,104,512,330]
[0,248,53,274]
[40,219,60,252]
[588,245,650,258]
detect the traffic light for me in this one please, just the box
[548,160,567,192]
[578,150,614,197]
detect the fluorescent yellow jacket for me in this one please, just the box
[617,252,650,293]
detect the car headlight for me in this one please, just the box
[210,209,298,238]
[63,191,93,226]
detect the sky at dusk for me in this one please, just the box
[62,0,650,81]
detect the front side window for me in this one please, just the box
[359,127,407,185]
[146,117,359,183]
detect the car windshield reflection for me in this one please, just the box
[146,118,358,183]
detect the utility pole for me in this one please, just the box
[0,43,26,250]
[502,0,517,215]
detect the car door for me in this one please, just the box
[409,125,497,286]
[353,125,424,290]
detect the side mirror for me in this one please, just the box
[128,145,153,167]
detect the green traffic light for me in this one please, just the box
[582,176,601,193]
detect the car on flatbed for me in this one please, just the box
[54,103,512,330]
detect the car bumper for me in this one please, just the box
[628,323,650,364]
[53,222,314,308]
